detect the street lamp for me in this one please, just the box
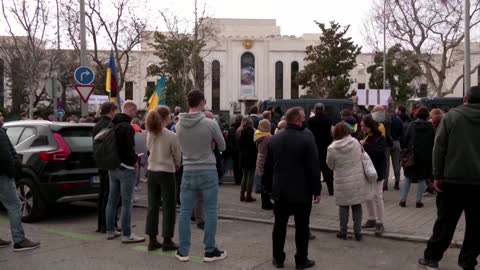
[465,0,471,95]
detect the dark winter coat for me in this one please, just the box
[112,113,136,167]
[307,113,333,159]
[0,128,19,178]
[93,115,112,138]
[402,120,435,181]
[433,104,480,185]
[263,124,321,203]
[363,131,387,181]
[238,127,257,169]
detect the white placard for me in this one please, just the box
[368,90,378,105]
[357,90,367,106]
[88,95,109,105]
[379,90,391,106]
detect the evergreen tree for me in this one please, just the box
[297,21,361,98]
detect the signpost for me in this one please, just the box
[74,65,95,110]
[75,84,95,103]
[45,78,64,121]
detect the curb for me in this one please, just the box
[133,203,463,248]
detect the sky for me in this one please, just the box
[155,0,373,46]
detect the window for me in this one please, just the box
[240,52,255,96]
[57,127,93,151]
[197,61,205,92]
[147,81,155,89]
[291,61,299,99]
[18,128,36,145]
[6,127,24,145]
[357,83,366,89]
[125,81,134,100]
[419,84,428,97]
[275,61,284,100]
[31,135,49,147]
[212,60,221,112]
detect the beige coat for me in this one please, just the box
[327,135,368,206]
[146,128,181,173]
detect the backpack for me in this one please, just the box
[93,128,121,170]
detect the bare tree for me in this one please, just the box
[60,0,147,93]
[364,0,480,96]
[0,0,52,118]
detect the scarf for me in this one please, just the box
[254,130,271,142]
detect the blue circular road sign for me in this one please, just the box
[56,109,65,118]
[74,66,95,85]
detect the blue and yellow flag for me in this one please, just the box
[106,49,122,112]
[147,74,166,111]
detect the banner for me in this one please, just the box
[240,67,255,96]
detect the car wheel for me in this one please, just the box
[16,179,47,222]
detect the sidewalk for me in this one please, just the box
[133,178,465,246]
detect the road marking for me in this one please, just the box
[45,228,99,241]
[133,245,203,263]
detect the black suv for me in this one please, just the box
[2,120,99,222]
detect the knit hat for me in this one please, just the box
[258,119,271,133]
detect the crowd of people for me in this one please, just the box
[1,86,480,270]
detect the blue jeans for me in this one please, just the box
[0,175,25,243]
[106,168,136,236]
[400,177,426,203]
[254,173,262,194]
[179,170,219,256]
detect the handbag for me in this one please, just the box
[360,143,378,183]
[401,122,416,168]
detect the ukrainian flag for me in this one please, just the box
[147,74,166,111]
[106,49,122,112]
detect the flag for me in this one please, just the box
[106,50,122,112]
[147,74,166,111]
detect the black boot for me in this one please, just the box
[148,235,162,251]
[261,193,274,210]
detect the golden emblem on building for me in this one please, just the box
[242,39,253,49]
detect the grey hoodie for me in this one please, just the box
[176,112,226,171]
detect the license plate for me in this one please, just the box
[91,176,100,184]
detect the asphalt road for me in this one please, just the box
[0,203,472,270]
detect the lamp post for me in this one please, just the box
[465,0,471,95]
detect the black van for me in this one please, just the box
[258,99,369,124]
[406,97,463,113]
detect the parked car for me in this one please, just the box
[2,120,99,222]
[258,99,369,124]
[406,97,464,113]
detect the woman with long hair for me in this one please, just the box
[145,106,181,252]
[399,106,435,208]
[360,115,387,236]
[237,117,257,202]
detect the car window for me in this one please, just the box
[57,127,93,151]
[6,127,24,146]
[18,128,36,145]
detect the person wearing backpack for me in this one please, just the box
[105,101,145,244]
[93,102,117,233]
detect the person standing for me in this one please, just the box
[399,106,435,208]
[262,111,277,135]
[327,123,368,241]
[307,103,334,196]
[0,128,40,251]
[175,90,227,263]
[385,110,404,191]
[93,102,117,233]
[263,107,321,269]
[249,105,262,129]
[360,115,387,236]
[227,114,243,185]
[254,119,274,210]
[145,106,181,251]
[418,87,480,270]
[238,117,257,202]
[105,101,145,243]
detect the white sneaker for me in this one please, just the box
[106,231,121,240]
[176,250,190,262]
[121,233,145,244]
